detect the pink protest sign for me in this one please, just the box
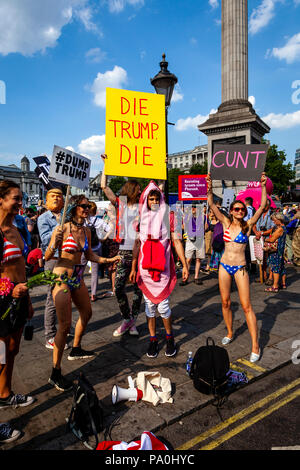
[210,144,268,181]
[178,175,207,201]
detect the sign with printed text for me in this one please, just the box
[210,144,268,181]
[105,88,166,179]
[49,145,91,190]
[178,175,207,201]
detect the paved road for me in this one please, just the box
[158,362,300,451]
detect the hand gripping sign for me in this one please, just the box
[49,145,91,191]
[210,144,268,181]
[105,88,167,180]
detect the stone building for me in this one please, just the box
[0,156,45,205]
[294,148,300,181]
[168,145,208,172]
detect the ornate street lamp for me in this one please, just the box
[151,54,178,203]
[150,53,178,107]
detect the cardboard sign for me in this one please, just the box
[49,145,91,190]
[105,88,166,179]
[210,144,268,181]
[178,175,207,201]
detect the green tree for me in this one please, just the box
[189,161,208,175]
[108,176,126,196]
[264,142,295,195]
[168,168,183,193]
[167,162,208,193]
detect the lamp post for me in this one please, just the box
[150,53,178,203]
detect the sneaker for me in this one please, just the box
[48,369,73,392]
[0,392,35,409]
[129,324,139,336]
[147,340,159,358]
[250,349,261,363]
[45,338,69,350]
[222,336,233,346]
[113,318,134,337]
[165,337,177,357]
[0,423,21,444]
[68,346,95,361]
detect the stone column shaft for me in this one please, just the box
[222,0,248,103]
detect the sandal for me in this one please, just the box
[264,286,279,293]
[281,284,287,289]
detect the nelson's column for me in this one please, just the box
[198,0,270,197]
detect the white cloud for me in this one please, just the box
[175,109,217,131]
[107,0,144,13]
[249,95,256,107]
[171,85,184,103]
[0,0,100,56]
[78,134,106,157]
[271,32,300,63]
[209,0,219,9]
[75,6,101,35]
[249,0,279,35]
[262,110,300,129]
[90,66,128,108]
[85,47,107,63]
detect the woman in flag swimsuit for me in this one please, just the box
[0,180,35,416]
[206,172,267,363]
[45,195,120,392]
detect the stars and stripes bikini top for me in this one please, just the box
[2,235,29,263]
[61,226,89,253]
[223,228,248,244]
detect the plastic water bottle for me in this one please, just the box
[185,351,193,375]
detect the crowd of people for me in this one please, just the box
[0,164,299,443]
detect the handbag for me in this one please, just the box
[263,239,278,253]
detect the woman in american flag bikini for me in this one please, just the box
[206,173,267,363]
[45,195,120,392]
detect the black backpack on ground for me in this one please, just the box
[190,337,230,400]
[66,372,104,450]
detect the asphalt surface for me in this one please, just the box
[1,263,300,450]
[157,362,300,450]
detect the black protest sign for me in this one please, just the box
[34,155,66,192]
[210,144,268,181]
[49,145,91,190]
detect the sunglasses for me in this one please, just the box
[78,204,91,210]
[233,207,246,213]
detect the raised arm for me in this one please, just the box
[206,173,227,225]
[248,172,268,227]
[100,154,117,205]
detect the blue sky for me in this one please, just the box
[0,0,300,177]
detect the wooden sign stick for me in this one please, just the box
[60,185,71,227]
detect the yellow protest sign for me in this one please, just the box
[105,88,166,179]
